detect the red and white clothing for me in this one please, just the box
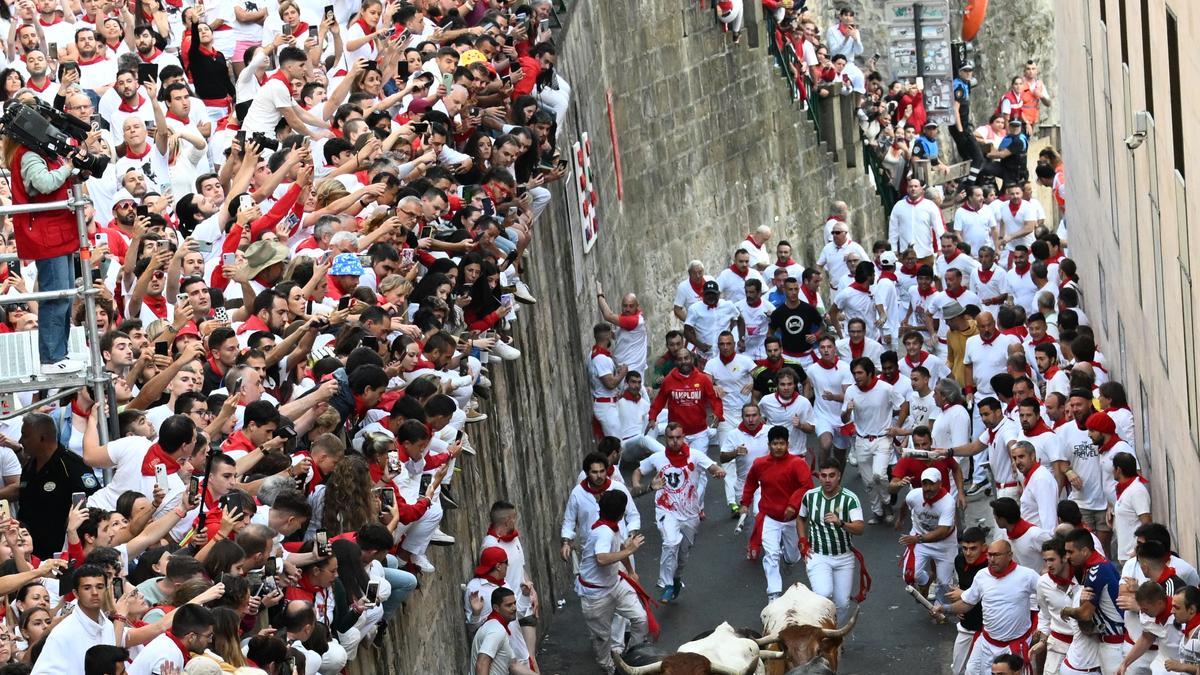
[559,479,640,544]
[901,488,957,600]
[963,332,1020,401]
[961,562,1041,675]
[1041,365,1071,399]
[835,337,884,367]
[715,265,764,305]
[805,358,853,440]
[241,70,296,134]
[844,378,903,515]
[935,249,980,283]
[1056,420,1107,512]
[906,286,948,351]
[741,453,812,594]
[648,368,723,437]
[737,235,771,270]
[611,312,649,377]
[723,422,771,497]
[127,631,188,675]
[1020,420,1067,467]
[736,297,776,358]
[816,239,869,291]
[900,349,951,383]
[1112,475,1150,563]
[1036,570,1081,675]
[999,519,1052,572]
[932,403,971,456]
[86,437,185,517]
[888,195,945,259]
[952,204,996,258]
[1105,406,1135,446]
[1005,264,1039,311]
[672,275,714,316]
[979,417,1022,496]
[77,52,118,92]
[114,144,171,192]
[575,521,650,669]
[970,264,1009,305]
[639,446,715,587]
[684,298,740,360]
[996,199,1038,255]
[589,346,623,438]
[941,284,982,313]
[832,283,882,340]
[758,390,814,456]
[1019,463,1059,530]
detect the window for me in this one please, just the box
[1118,0,1129,63]
[1118,319,1128,382]
[1086,2,1101,194]
[1099,261,1111,332]
[1181,176,1199,451]
[1139,378,1152,471]
[1140,0,1153,115]
[1100,0,1107,23]
[1167,8,1185,178]
[1148,123,1168,370]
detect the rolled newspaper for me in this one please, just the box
[904,584,936,611]
[734,512,748,533]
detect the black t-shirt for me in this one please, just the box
[769,301,824,355]
[954,554,986,631]
[19,446,100,559]
[753,363,808,397]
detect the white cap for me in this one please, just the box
[879,251,898,267]
[112,188,135,205]
[920,467,942,484]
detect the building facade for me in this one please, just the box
[1056,0,1200,557]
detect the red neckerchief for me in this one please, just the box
[26,76,51,93]
[591,518,620,532]
[944,248,960,263]
[123,142,151,160]
[1049,565,1075,588]
[729,264,748,279]
[140,443,180,477]
[849,281,871,293]
[966,553,988,571]
[756,357,783,372]
[221,430,255,454]
[816,357,839,370]
[879,270,898,281]
[355,17,374,35]
[1043,365,1060,380]
[906,195,924,206]
[800,285,820,306]
[1024,419,1053,437]
[1105,404,1132,412]
[1022,462,1041,488]
[900,263,920,276]
[621,390,641,403]
[905,351,929,369]
[977,265,996,284]
[881,371,899,385]
[165,631,192,664]
[1182,612,1200,639]
[487,525,518,543]
[1008,199,1022,216]
[143,293,168,318]
[591,344,612,359]
[265,69,294,98]
[1154,597,1176,625]
[979,330,1001,346]
[1081,550,1107,570]
[837,22,851,36]
[962,202,979,213]
[688,277,705,296]
[206,352,226,378]
[476,569,505,586]
[1097,434,1121,454]
[849,340,865,360]
[922,486,948,506]
[1005,519,1034,540]
[77,51,107,66]
[1115,475,1148,498]
[1156,566,1179,585]
[917,284,936,298]
[1029,334,1055,346]
[166,111,191,125]
[945,285,967,299]
[580,477,611,496]
[719,351,736,365]
[737,420,762,435]
[236,314,270,335]
[991,560,1019,579]
[1013,261,1031,275]
[485,610,512,634]
[858,375,880,392]
[139,48,163,63]
[665,443,693,469]
[745,297,762,308]
[117,94,146,113]
[774,391,797,408]
[776,257,797,267]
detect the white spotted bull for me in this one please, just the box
[614,622,785,674]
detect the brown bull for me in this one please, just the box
[758,583,860,673]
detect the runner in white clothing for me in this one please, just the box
[841,358,903,519]
[952,185,998,256]
[805,336,854,463]
[947,398,1021,498]
[899,467,958,605]
[735,279,775,359]
[899,331,952,382]
[757,367,815,459]
[718,403,770,516]
[560,452,641,563]
[614,372,665,464]
[672,261,714,322]
[596,283,648,378]
[969,246,1010,307]
[1034,537,1081,675]
[715,249,765,305]
[1010,440,1059,530]
[589,323,628,439]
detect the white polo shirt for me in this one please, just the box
[1019,464,1060,530]
[842,380,902,437]
[1113,476,1151,562]
[962,332,1019,397]
[970,265,1009,304]
[961,564,1041,642]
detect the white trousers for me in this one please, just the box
[581,583,648,672]
[399,500,444,557]
[806,552,856,625]
[593,401,622,439]
[1044,634,1070,675]
[853,436,893,515]
[655,509,698,588]
[901,544,956,605]
[318,640,348,675]
[952,627,975,675]
[716,420,739,504]
[761,515,801,594]
[620,434,665,464]
[1098,641,1127,675]
[686,430,711,502]
[965,634,1028,675]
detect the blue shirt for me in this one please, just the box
[1083,559,1125,637]
[768,289,787,307]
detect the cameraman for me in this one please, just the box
[3,106,100,374]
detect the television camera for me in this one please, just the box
[0,100,110,176]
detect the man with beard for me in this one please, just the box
[22,50,58,103]
[769,276,825,366]
[647,350,723,456]
[132,24,182,71]
[107,69,155,135]
[98,190,138,264]
[560,452,640,562]
[632,422,726,604]
[128,246,178,325]
[751,336,793,398]
[75,28,117,96]
[235,289,289,346]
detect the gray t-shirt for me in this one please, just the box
[467,620,512,675]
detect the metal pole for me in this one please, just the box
[70,183,116,446]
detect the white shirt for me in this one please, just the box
[469,619,514,675]
[703,353,756,422]
[1019,464,1060,530]
[835,337,883,368]
[616,394,651,441]
[979,417,1021,487]
[1056,422,1106,511]
[900,350,951,383]
[722,424,771,486]
[932,405,971,452]
[961,564,1041,642]
[970,265,1009,304]
[999,523,1052,571]
[832,285,881,338]
[31,609,119,675]
[996,199,1038,251]
[128,631,187,675]
[575,525,622,598]
[842,380,902,437]
[905,489,957,557]
[758,392,813,455]
[736,298,775,358]
[588,351,620,399]
[952,205,995,256]
[906,390,937,431]
[560,480,639,542]
[824,24,863,59]
[1113,477,1150,562]
[673,276,714,315]
[638,448,715,520]
[1020,426,1066,466]
[889,197,945,259]
[1006,267,1039,310]
[612,313,648,376]
[684,299,740,359]
[1036,572,1081,640]
[241,76,294,134]
[87,436,185,516]
[716,267,764,305]
[816,240,868,290]
[963,333,1019,397]
[805,360,853,426]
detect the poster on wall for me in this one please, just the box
[573,133,600,253]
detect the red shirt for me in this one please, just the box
[891,456,958,488]
[648,367,724,435]
[741,453,813,520]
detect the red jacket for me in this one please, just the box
[741,453,812,521]
[648,367,723,435]
[9,146,78,260]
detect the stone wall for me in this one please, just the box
[812,0,1058,128]
[348,0,888,672]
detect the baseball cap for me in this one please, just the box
[920,467,942,484]
[959,62,975,71]
[879,251,897,267]
[702,280,720,294]
[474,546,508,577]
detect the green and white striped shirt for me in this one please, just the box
[798,487,863,556]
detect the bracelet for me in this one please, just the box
[173,508,187,518]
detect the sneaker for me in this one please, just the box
[658,585,675,604]
[672,577,684,598]
[488,352,503,364]
[39,358,86,376]
[847,453,859,467]
[429,529,456,546]
[966,482,989,497]
[513,280,537,305]
[476,376,492,389]
[465,408,488,424]
[493,341,521,360]
[440,488,459,510]
[729,503,740,517]
[866,515,880,525]
[766,592,780,604]
[412,554,435,573]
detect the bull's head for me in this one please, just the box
[757,606,858,672]
[613,649,786,674]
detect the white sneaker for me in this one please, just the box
[429,529,456,546]
[40,358,86,376]
[513,280,537,305]
[488,352,503,364]
[412,554,435,573]
[493,341,521,361]
[847,453,859,467]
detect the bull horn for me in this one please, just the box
[821,606,860,638]
[708,664,743,675]
[612,651,663,675]
[755,632,780,647]
[758,650,786,661]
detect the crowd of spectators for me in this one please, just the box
[0,0,574,672]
